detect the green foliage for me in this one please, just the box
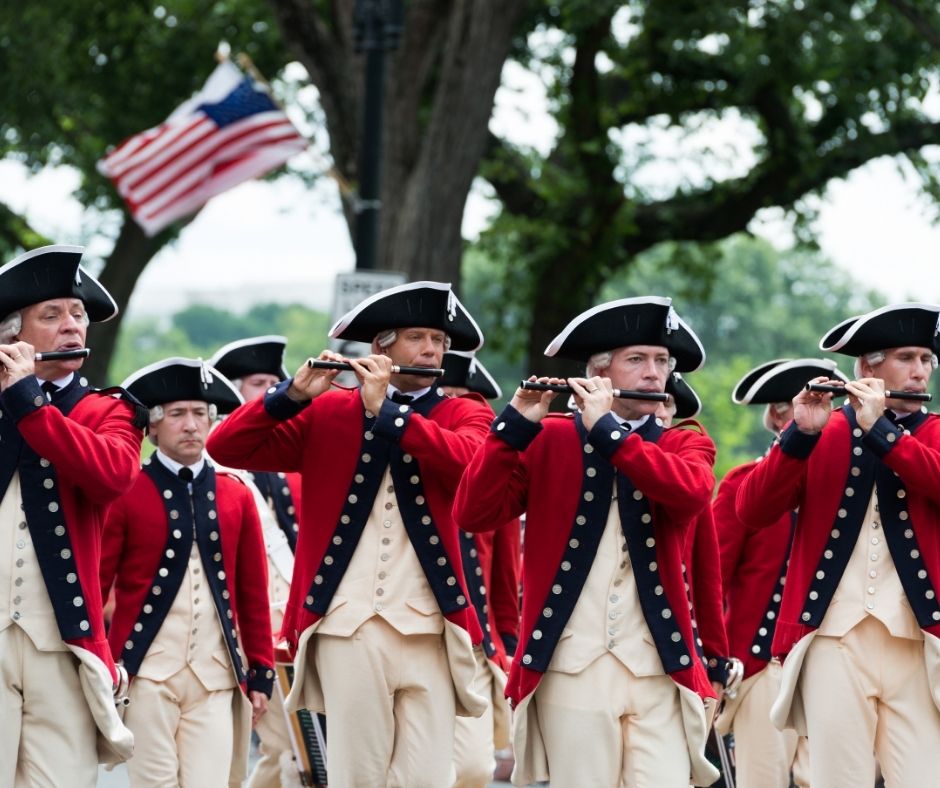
[109,302,330,384]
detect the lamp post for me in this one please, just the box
[352,0,404,271]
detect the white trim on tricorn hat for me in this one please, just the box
[328,280,483,352]
[0,245,118,322]
[732,358,849,405]
[121,357,244,414]
[208,335,289,381]
[820,302,940,357]
[667,371,701,419]
[544,295,705,372]
[441,350,502,399]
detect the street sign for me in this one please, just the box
[328,270,407,383]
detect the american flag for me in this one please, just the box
[98,61,307,236]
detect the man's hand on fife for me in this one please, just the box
[288,350,342,402]
[791,376,835,434]
[0,341,35,391]
[511,376,560,423]
[568,376,613,431]
[349,354,393,415]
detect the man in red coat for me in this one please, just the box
[100,358,274,787]
[209,335,305,788]
[441,350,522,788]
[0,245,145,787]
[714,358,843,788]
[736,303,940,787]
[454,296,720,788]
[662,373,734,709]
[207,281,490,788]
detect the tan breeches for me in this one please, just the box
[732,664,808,788]
[313,617,457,788]
[798,616,940,788]
[124,667,236,788]
[0,626,97,788]
[533,652,690,788]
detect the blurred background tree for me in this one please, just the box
[4,0,940,467]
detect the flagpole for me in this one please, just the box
[231,51,355,201]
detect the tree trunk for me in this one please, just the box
[268,0,529,293]
[84,217,170,384]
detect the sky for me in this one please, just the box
[1,60,939,322]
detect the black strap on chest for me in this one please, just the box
[120,460,246,681]
[302,388,470,619]
[518,415,696,675]
[2,377,93,641]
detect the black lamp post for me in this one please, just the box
[352,0,404,270]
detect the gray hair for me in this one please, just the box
[0,310,22,344]
[148,402,218,425]
[585,349,677,378]
[763,401,792,433]
[375,329,452,351]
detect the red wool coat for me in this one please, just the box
[714,460,794,678]
[1,377,143,679]
[99,462,274,694]
[206,385,490,649]
[736,408,940,659]
[454,407,718,706]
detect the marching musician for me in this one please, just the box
[454,296,720,787]
[209,335,304,788]
[0,245,145,786]
[99,358,274,787]
[735,304,940,787]
[714,359,839,787]
[440,350,521,788]
[206,281,489,788]
[661,374,735,721]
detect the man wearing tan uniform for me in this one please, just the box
[100,358,274,787]
[0,245,145,787]
[737,303,940,787]
[455,296,720,787]
[207,282,489,788]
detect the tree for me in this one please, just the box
[0,0,292,380]
[478,0,940,374]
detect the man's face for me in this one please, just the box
[601,345,672,420]
[239,372,281,402]
[383,327,447,392]
[654,398,678,428]
[861,345,935,414]
[18,298,88,380]
[149,400,212,465]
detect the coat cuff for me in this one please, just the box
[373,398,412,444]
[706,656,732,687]
[246,664,276,698]
[262,379,310,421]
[778,421,821,459]
[861,415,905,458]
[491,405,542,451]
[586,412,632,460]
[1,376,49,422]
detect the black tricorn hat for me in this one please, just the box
[544,296,705,372]
[666,372,701,419]
[440,351,501,399]
[208,335,289,381]
[733,358,849,405]
[0,245,118,322]
[329,281,483,352]
[121,358,244,413]
[820,302,940,357]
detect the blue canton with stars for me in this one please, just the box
[198,79,278,127]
